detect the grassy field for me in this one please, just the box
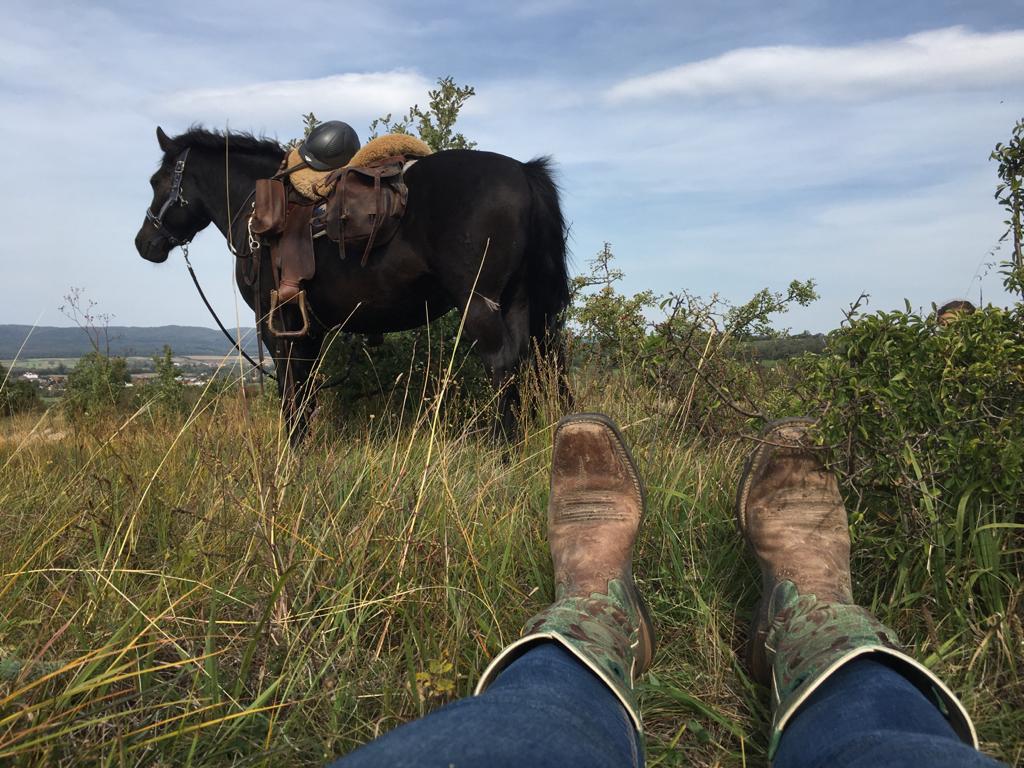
[1,359,80,373]
[0,367,1021,766]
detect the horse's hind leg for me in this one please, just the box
[460,294,530,440]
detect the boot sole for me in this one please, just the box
[734,417,816,685]
[555,413,656,673]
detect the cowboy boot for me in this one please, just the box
[736,418,978,760]
[475,413,656,731]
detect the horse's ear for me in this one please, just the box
[156,126,173,152]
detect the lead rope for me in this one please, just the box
[222,131,270,390]
[181,242,276,380]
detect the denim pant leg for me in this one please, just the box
[331,642,642,768]
[774,657,1004,768]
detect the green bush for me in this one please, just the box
[318,313,489,423]
[1,363,42,416]
[135,346,186,415]
[312,78,491,422]
[63,351,129,418]
[803,304,1024,515]
[799,303,1024,617]
[569,243,656,369]
[569,243,817,434]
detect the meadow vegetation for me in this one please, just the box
[1,260,1022,766]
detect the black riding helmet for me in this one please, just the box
[298,121,361,171]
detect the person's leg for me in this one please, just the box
[329,414,656,767]
[774,657,1002,768]
[735,419,992,764]
[334,642,640,768]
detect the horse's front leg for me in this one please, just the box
[270,334,322,446]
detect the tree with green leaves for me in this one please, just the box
[991,116,1023,296]
[287,112,323,149]
[137,345,186,415]
[368,76,477,151]
[568,243,656,368]
[315,77,484,417]
[63,352,129,418]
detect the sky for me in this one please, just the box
[1,0,1022,333]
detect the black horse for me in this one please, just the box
[134,127,570,440]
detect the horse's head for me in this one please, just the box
[135,127,211,263]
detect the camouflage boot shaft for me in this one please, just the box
[764,580,978,760]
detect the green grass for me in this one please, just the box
[2,358,90,372]
[0,369,1020,766]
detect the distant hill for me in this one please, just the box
[0,325,260,359]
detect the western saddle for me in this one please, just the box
[248,134,432,338]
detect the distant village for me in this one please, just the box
[8,357,267,399]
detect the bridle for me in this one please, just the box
[140,143,345,390]
[142,145,276,380]
[145,148,192,246]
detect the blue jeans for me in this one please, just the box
[775,657,1002,768]
[333,643,639,768]
[332,645,1000,768]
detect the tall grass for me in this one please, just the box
[0,364,1020,766]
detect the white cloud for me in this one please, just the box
[607,26,1024,102]
[162,70,434,128]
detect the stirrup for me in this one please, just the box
[268,289,311,338]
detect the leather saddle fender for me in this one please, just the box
[274,203,315,304]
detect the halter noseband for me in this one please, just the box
[146,147,192,246]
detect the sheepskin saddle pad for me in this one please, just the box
[286,133,432,201]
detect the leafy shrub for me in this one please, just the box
[990,116,1023,298]
[803,304,1024,516]
[63,352,129,418]
[569,243,817,434]
[1,363,42,416]
[799,304,1024,617]
[135,346,186,415]
[315,79,490,422]
[318,313,489,423]
[569,243,656,369]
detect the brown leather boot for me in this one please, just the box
[734,417,850,684]
[476,413,655,730]
[736,418,977,759]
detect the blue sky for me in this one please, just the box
[1,0,1022,332]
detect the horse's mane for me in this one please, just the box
[163,126,284,161]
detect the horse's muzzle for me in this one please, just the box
[135,230,170,263]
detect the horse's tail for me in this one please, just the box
[521,156,571,350]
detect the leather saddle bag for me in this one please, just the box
[251,178,287,235]
[322,159,409,265]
